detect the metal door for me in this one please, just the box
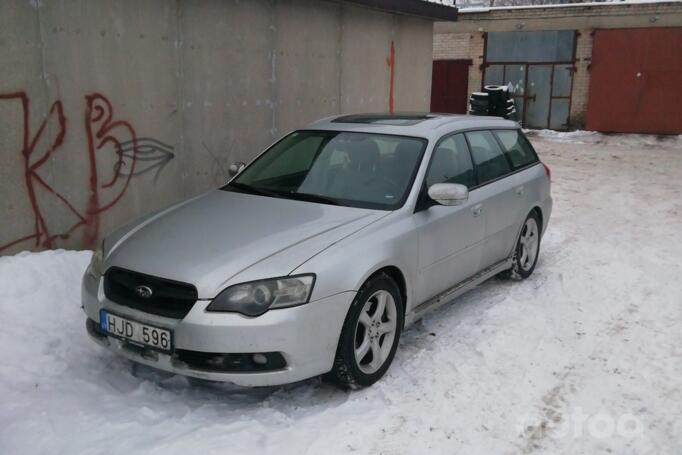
[431,60,470,114]
[482,31,576,130]
[525,65,552,129]
[586,27,682,134]
[484,63,572,130]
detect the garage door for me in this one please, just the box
[586,28,682,134]
[431,59,470,114]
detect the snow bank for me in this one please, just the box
[527,128,682,148]
[1,135,681,454]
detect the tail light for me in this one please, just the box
[542,162,551,181]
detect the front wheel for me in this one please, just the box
[500,211,541,280]
[326,273,403,389]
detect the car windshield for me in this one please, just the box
[224,130,427,210]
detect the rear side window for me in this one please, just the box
[494,129,539,168]
[464,130,511,184]
[426,134,475,188]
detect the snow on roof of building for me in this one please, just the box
[458,0,681,14]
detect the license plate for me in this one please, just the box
[100,310,172,352]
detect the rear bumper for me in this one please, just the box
[82,272,355,386]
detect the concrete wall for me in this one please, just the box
[0,0,434,255]
[433,1,682,128]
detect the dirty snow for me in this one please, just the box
[1,132,681,454]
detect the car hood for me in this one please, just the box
[104,190,384,298]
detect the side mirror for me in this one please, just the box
[228,162,245,177]
[427,183,469,206]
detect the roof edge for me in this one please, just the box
[340,0,458,21]
[457,0,680,15]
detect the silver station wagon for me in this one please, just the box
[83,113,552,388]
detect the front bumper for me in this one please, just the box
[82,272,355,386]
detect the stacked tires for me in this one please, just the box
[468,85,517,120]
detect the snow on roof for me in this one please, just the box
[459,0,681,14]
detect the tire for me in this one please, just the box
[326,272,403,389]
[471,92,489,101]
[469,105,489,114]
[500,211,541,280]
[469,98,489,108]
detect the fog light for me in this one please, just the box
[252,353,268,365]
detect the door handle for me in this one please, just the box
[472,204,482,217]
[515,186,525,197]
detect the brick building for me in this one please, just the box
[432,1,682,133]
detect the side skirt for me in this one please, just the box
[405,257,513,327]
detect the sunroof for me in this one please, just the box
[332,113,433,126]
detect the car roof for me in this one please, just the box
[303,112,520,141]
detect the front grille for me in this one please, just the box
[103,267,198,319]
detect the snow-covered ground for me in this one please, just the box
[1,132,681,455]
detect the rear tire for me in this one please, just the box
[500,211,541,280]
[325,273,403,389]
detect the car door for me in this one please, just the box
[492,128,542,244]
[414,133,485,304]
[464,130,519,270]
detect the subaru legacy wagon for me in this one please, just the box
[83,113,552,388]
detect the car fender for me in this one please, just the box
[291,212,419,313]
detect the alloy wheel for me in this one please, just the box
[519,217,539,271]
[353,290,398,375]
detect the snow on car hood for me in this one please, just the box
[104,190,383,298]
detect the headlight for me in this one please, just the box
[87,243,104,278]
[206,275,315,317]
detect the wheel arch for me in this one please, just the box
[531,205,544,234]
[361,265,409,326]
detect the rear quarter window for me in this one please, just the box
[464,130,511,185]
[494,129,539,169]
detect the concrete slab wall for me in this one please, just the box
[0,0,434,255]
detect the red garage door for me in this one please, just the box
[586,28,682,134]
[431,59,470,114]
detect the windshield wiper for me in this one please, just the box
[227,182,284,199]
[227,184,339,206]
[286,192,340,206]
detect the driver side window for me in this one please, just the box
[426,134,475,188]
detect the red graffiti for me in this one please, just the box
[0,91,139,253]
[387,40,395,114]
[83,93,138,247]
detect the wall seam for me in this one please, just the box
[337,4,344,115]
[269,0,278,139]
[34,3,52,185]
[174,0,186,196]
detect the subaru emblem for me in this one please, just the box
[135,285,153,299]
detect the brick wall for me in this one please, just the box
[433,1,682,130]
[434,30,589,129]
[570,30,593,129]
[432,32,485,103]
